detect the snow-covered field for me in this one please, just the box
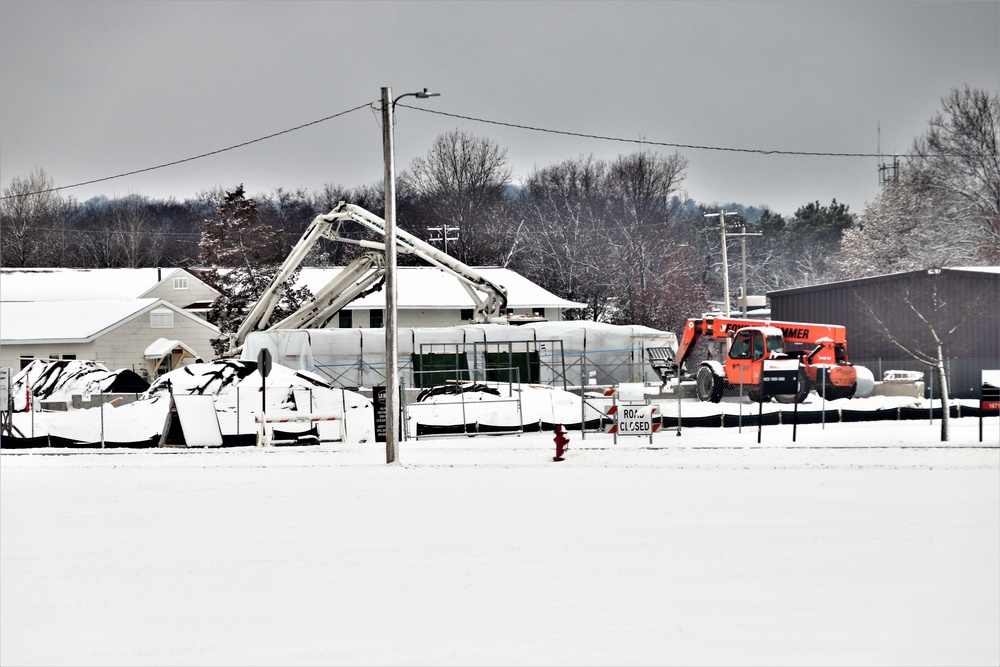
[2,418,998,666]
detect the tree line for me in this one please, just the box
[3,86,996,336]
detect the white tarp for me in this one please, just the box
[242,321,678,388]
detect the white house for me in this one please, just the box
[0,267,220,317]
[0,298,220,378]
[296,266,586,328]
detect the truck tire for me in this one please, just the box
[819,381,856,400]
[696,365,725,403]
[747,384,769,403]
[773,368,812,404]
[814,368,857,400]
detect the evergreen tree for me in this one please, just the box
[199,185,312,356]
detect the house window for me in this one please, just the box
[61,354,76,360]
[19,356,33,370]
[150,308,174,328]
[338,310,352,328]
[369,309,384,328]
[173,276,189,290]
[532,308,546,318]
[460,308,474,321]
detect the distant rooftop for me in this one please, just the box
[295,266,585,310]
[0,267,186,302]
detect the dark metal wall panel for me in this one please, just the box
[769,269,1000,398]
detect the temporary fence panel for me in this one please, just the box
[172,395,223,447]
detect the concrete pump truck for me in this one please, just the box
[223,202,508,357]
[651,316,859,403]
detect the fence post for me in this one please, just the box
[399,378,407,442]
[460,380,469,436]
[341,386,348,442]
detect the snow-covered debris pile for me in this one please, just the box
[146,360,376,443]
[5,360,375,446]
[406,383,604,433]
[143,359,260,398]
[10,359,150,411]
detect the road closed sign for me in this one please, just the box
[617,405,655,435]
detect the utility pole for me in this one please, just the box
[427,224,459,255]
[704,210,735,316]
[380,86,440,465]
[730,225,762,317]
[381,87,399,465]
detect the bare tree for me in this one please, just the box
[856,270,993,441]
[515,152,701,329]
[840,182,982,277]
[843,87,1000,275]
[517,178,610,320]
[1,167,68,266]
[604,151,689,296]
[908,86,1000,260]
[257,187,315,257]
[80,195,164,268]
[401,130,512,264]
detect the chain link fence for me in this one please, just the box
[853,356,997,399]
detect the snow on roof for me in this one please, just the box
[0,267,188,301]
[768,265,1000,295]
[0,299,218,343]
[296,266,586,309]
[951,266,1000,274]
[144,337,200,359]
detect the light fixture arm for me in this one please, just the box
[392,88,441,111]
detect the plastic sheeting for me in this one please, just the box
[241,321,678,389]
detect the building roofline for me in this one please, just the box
[767,266,1000,297]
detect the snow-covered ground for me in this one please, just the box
[2,417,998,666]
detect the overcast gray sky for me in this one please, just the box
[1,0,997,216]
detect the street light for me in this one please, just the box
[381,86,440,464]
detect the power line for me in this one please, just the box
[400,104,920,158]
[1,102,374,200]
[6,100,991,202]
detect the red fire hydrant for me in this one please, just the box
[553,424,570,462]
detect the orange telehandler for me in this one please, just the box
[650,316,859,403]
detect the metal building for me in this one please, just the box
[768,267,1000,398]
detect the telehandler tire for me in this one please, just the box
[773,368,812,404]
[747,384,769,403]
[815,369,857,400]
[695,366,725,403]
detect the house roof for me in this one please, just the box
[0,298,219,344]
[0,265,582,316]
[296,266,586,310]
[0,268,216,301]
